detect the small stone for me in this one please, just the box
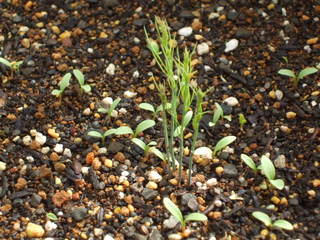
[30,193,42,207]
[197,42,210,55]
[147,170,162,183]
[274,155,286,168]
[141,188,158,200]
[102,0,119,7]
[104,235,114,240]
[45,221,57,232]
[307,37,318,45]
[178,27,193,37]
[48,128,59,139]
[51,26,60,34]
[194,147,212,159]
[224,97,239,106]
[102,97,113,106]
[168,234,182,240]
[35,132,46,145]
[124,90,137,99]
[271,196,281,205]
[70,208,88,221]
[59,31,72,40]
[114,152,126,162]
[275,90,284,100]
[92,158,102,170]
[163,215,179,229]
[307,190,316,197]
[206,178,218,187]
[22,135,32,146]
[312,179,320,187]
[286,111,296,119]
[54,144,63,153]
[52,190,70,207]
[26,223,45,238]
[106,63,115,75]
[21,38,30,48]
[181,193,199,211]
[215,166,224,175]
[223,164,238,177]
[146,181,158,190]
[0,161,6,171]
[54,162,66,172]
[235,28,251,39]
[83,108,91,115]
[15,177,27,190]
[94,228,104,237]
[50,152,60,162]
[104,159,113,168]
[225,39,239,53]
[63,148,72,158]
[191,18,202,31]
[280,125,291,134]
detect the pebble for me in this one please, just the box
[22,135,32,146]
[48,128,59,139]
[194,147,212,159]
[45,221,57,232]
[181,193,199,211]
[54,144,64,153]
[106,63,116,75]
[274,155,286,168]
[0,161,6,171]
[124,90,137,99]
[215,166,224,175]
[168,234,182,240]
[223,97,239,106]
[206,178,218,187]
[70,208,88,221]
[41,147,50,154]
[104,159,113,168]
[146,181,158,190]
[94,228,104,237]
[102,97,113,106]
[104,235,115,240]
[63,148,72,158]
[83,108,91,115]
[163,216,179,229]
[223,164,238,177]
[275,90,284,100]
[307,37,318,45]
[147,170,162,183]
[178,27,193,37]
[225,39,239,52]
[286,111,296,119]
[26,223,45,238]
[35,132,47,145]
[141,188,158,200]
[197,42,210,55]
[102,0,119,7]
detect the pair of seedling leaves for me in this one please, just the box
[278,67,318,86]
[52,69,91,97]
[0,57,23,72]
[241,154,284,190]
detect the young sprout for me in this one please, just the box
[0,57,23,73]
[252,211,293,231]
[213,136,236,156]
[73,69,92,94]
[112,120,155,138]
[241,154,258,172]
[138,102,172,119]
[98,98,121,122]
[87,129,116,145]
[46,212,58,221]
[209,103,231,127]
[278,67,318,86]
[163,197,207,229]
[131,138,165,160]
[52,73,72,99]
[238,113,247,130]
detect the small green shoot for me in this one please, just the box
[73,69,92,93]
[238,113,247,130]
[278,67,318,86]
[52,73,72,98]
[131,138,165,160]
[0,57,23,73]
[209,103,231,127]
[252,211,293,231]
[241,154,257,172]
[98,98,121,122]
[87,129,116,145]
[163,197,207,229]
[46,212,58,221]
[213,136,236,156]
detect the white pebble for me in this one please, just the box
[124,90,137,99]
[41,147,50,154]
[147,170,163,183]
[63,148,72,158]
[225,39,239,53]
[132,70,139,78]
[206,178,218,187]
[26,156,34,162]
[102,97,113,106]
[110,110,118,118]
[54,144,63,153]
[22,135,32,146]
[275,90,283,100]
[98,147,107,154]
[118,108,127,114]
[178,27,193,37]
[87,48,93,53]
[197,42,210,55]
[274,155,286,168]
[106,63,116,75]
[45,221,57,232]
[81,167,89,175]
[194,147,212,159]
[223,96,239,106]
[30,129,37,136]
[94,228,104,237]
[0,161,6,171]
[83,108,91,115]
[104,235,114,240]
[304,45,312,53]
[121,171,130,177]
[35,132,47,145]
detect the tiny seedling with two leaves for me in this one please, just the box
[138,102,172,119]
[131,138,165,161]
[98,98,121,123]
[52,72,72,99]
[238,113,247,130]
[209,103,231,127]
[240,154,284,190]
[73,69,92,94]
[252,211,293,231]
[278,67,318,87]
[163,197,207,230]
[0,57,23,73]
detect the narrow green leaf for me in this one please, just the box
[252,211,272,227]
[0,57,11,67]
[278,69,296,78]
[212,103,223,126]
[148,141,157,146]
[51,89,61,97]
[98,107,108,113]
[87,131,103,139]
[184,213,208,223]
[163,197,184,226]
[139,103,155,113]
[131,138,147,151]
[73,69,85,85]
[103,128,116,137]
[114,126,133,135]
[238,113,247,127]
[297,67,318,80]
[182,110,193,128]
[108,98,121,115]
[59,73,71,90]
[213,136,236,156]
[241,154,257,171]
[81,84,91,93]
[273,219,294,230]
[150,147,165,161]
[156,103,172,113]
[173,126,181,137]
[46,212,58,221]
[261,155,275,180]
[269,179,285,190]
[135,120,155,136]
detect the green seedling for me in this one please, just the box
[213,136,237,156]
[238,113,247,130]
[209,103,231,127]
[163,197,207,229]
[52,73,72,98]
[98,98,121,122]
[46,212,58,221]
[113,119,156,138]
[278,67,318,86]
[73,69,92,94]
[138,102,172,119]
[131,138,165,160]
[0,57,23,73]
[87,128,116,145]
[252,211,293,231]
[241,154,284,190]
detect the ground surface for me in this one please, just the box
[0,0,320,239]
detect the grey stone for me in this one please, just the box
[108,141,124,153]
[179,10,194,19]
[223,164,238,177]
[235,28,251,39]
[181,193,198,211]
[227,10,238,21]
[149,228,163,240]
[133,19,149,27]
[163,215,179,229]
[30,193,42,207]
[102,0,119,8]
[13,15,22,23]
[70,208,88,221]
[141,188,158,200]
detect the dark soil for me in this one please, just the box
[0,0,319,239]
